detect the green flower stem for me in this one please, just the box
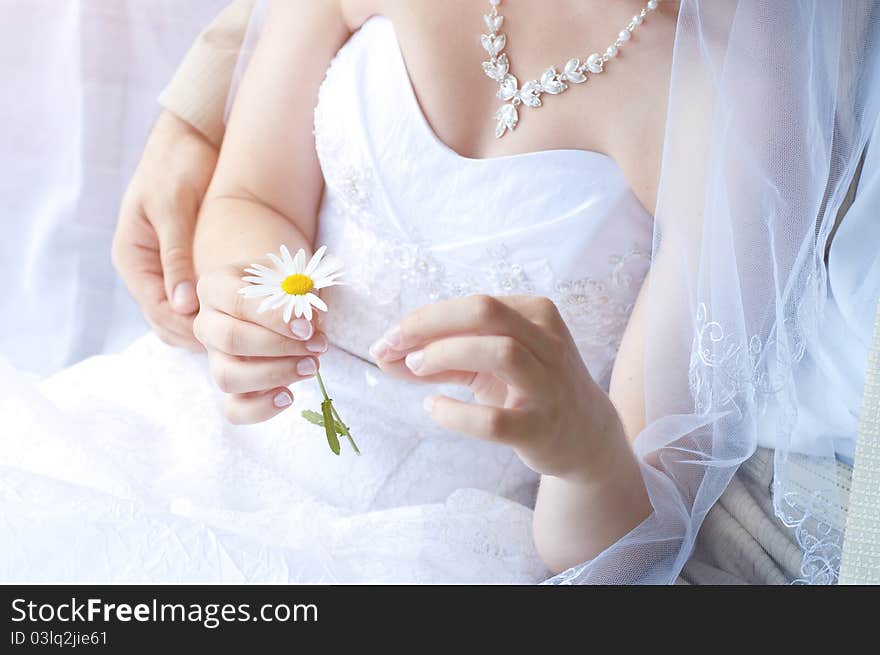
[315,369,331,399]
[315,371,361,455]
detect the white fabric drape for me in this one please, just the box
[0,0,227,375]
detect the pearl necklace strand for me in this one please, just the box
[481,0,660,138]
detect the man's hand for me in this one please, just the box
[112,110,219,350]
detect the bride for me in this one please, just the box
[2,0,878,584]
[190,0,677,578]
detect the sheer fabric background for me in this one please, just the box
[0,0,227,375]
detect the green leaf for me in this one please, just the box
[321,400,341,455]
[301,409,346,434]
[301,409,325,427]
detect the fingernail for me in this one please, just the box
[290,318,313,340]
[382,325,401,348]
[273,391,293,408]
[405,350,424,373]
[172,282,197,313]
[369,339,388,360]
[422,395,436,413]
[306,334,328,353]
[297,357,317,377]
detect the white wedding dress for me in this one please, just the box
[0,16,652,584]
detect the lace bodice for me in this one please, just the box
[313,16,653,388]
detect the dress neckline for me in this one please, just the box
[366,15,616,168]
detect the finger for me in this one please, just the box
[113,226,202,347]
[142,294,202,347]
[135,275,203,351]
[375,356,477,386]
[492,295,566,330]
[198,268,317,341]
[224,388,294,425]
[423,395,538,445]
[405,335,544,393]
[372,295,556,363]
[208,351,319,394]
[147,320,205,353]
[148,319,202,352]
[155,202,199,315]
[194,309,327,357]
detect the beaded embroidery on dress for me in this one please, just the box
[0,16,652,583]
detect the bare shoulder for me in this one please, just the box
[339,0,471,31]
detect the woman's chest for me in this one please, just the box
[342,0,677,213]
[311,17,653,382]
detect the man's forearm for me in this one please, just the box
[159,0,256,147]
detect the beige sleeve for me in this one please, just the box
[158,0,256,147]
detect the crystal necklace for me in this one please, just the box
[482,0,660,138]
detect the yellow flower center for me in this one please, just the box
[281,273,314,296]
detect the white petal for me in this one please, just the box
[302,300,313,322]
[312,266,344,282]
[313,273,344,289]
[258,293,282,313]
[311,256,344,281]
[243,268,280,281]
[311,274,342,289]
[283,298,295,323]
[267,253,285,269]
[239,285,277,298]
[242,275,271,284]
[305,245,327,276]
[314,278,345,291]
[280,245,293,265]
[247,263,275,276]
[306,293,328,312]
[293,248,306,273]
[292,296,306,318]
[269,293,290,309]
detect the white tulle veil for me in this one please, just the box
[550,0,880,585]
[233,0,880,584]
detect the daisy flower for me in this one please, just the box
[237,245,359,456]
[239,245,343,323]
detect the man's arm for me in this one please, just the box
[113,1,255,348]
[158,0,256,147]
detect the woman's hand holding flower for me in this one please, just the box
[370,295,628,482]
[193,246,338,425]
